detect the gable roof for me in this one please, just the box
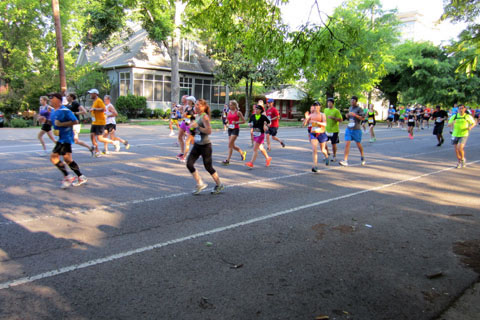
[77,27,215,75]
[266,87,307,101]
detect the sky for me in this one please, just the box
[280,0,467,44]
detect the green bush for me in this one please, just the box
[164,108,171,119]
[10,118,29,128]
[211,109,222,118]
[116,113,128,123]
[152,108,164,119]
[115,94,147,119]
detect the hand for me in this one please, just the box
[190,121,198,129]
[349,112,356,118]
[54,120,62,127]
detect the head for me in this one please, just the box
[458,104,466,114]
[104,95,111,104]
[368,104,374,111]
[48,93,63,109]
[267,98,274,108]
[195,99,210,116]
[309,105,315,113]
[435,105,441,111]
[67,93,76,103]
[312,101,321,113]
[186,96,196,107]
[229,100,238,111]
[181,95,188,105]
[40,96,49,106]
[327,97,334,108]
[255,105,264,114]
[350,96,358,107]
[88,88,99,100]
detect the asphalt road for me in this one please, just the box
[0,123,479,320]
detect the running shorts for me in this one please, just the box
[180,121,189,132]
[253,133,265,145]
[326,132,340,145]
[451,136,468,145]
[267,127,278,137]
[90,124,105,135]
[52,142,72,155]
[171,119,178,125]
[228,128,240,136]
[433,123,444,135]
[41,122,52,132]
[309,132,328,143]
[344,128,362,143]
[105,124,116,133]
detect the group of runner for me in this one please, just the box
[40,90,477,192]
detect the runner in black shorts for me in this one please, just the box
[432,105,448,146]
[37,96,56,156]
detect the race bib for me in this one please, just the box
[53,129,60,136]
[228,124,235,129]
[326,132,333,137]
[195,134,202,143]
[253,131,261,137]
[436,118,443,123]
[267,116,271,121]
[184,118,191,125]
[408,118,415,122]
[311,127,321,133]
[368,119,374,124]
[348,120,355,128]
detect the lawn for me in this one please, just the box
[132,119,304,129]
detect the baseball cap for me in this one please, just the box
[327,97,334,103]
[186,96,196,103]
[267,98,274,103]
[88,89,99,94]
[255,104,264,111]
[48,92,63,101]
[312,101,321,106]
[351,96,358,101]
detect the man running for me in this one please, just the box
[432,105,448,146]
[306,102,329,172]
[221,103,229,133]
[48,92,87,188]
[169,102,180,136]
[177,95,195,162]
[103,95,130,154]
[407,108,416,139]
[422,106,431,129]
[265,98,285,150]
[387,105,395,129]
[66,93,94,156]
[324,97,342,162]
[339,96,366,166]
[448,104,476,168]
[87,89,119,157]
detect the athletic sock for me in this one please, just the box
[55,161,69,176]
[68,161,82,177]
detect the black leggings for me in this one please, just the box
[186,143,216,175]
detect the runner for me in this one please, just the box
[367,104,378,142]
[422,106,431,129]
[87,89,119,157]
[305,102,329,172]
[37,96,56,156]
[431,105,448,146]
[250,100,264,147]
[407,108,416,139]
[339,96,366,166]
[475,107,480,125]
[66,93,94,156]
[221,103,229,133]
[448,104,476,168]
[103,95,130,154]
[222,100,247,165]
[324,97,342,162]
[387,105,395,128]
[398,106,406,129]
[302,105,315,135]
[177,95,195,162]
[169,102,180,136]
[414,105,423,131]
[394,106,400,127]
[48,92,87,189]
[361,104,369,132]
[186,99,224,195]
[265,98,285,151]
[245,104,271,168]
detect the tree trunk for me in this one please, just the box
[326,84,335,101]
[51,0,67,95]
[245,80,250,117]
[169,0,185,105]
[367,91,372,106]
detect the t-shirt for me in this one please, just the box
[346,106,364,130]
[423,108,431,118]
[249,114,270,134]
[266,107,279,128]
[388,108,395,118]
[91,98,106,125]
[399,109,406,119]
[432,110,448,124]
[51,106,78,144]
[67,100,81,114]
[449,113,475,137]
[324,107,342,133]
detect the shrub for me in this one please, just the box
[164,108,171,119]
[211,109,222,118]
[115,95,147,119]
[116,113,128,123]
[152,108,164,119]
[10,118,29,128]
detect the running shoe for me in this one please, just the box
[436,143,441,147]
[102,150,110,155]
[124,141,130,150]
[241,151,247,161]
[245,162,254,168]
[408,133,413,140]
[192,183,208,195]
[324,157,329,166]
[211,184,225,195]
[339,160,349,166]
[222,160,230,166]
[89,146,95,157]
[280,141,286,148]
[72,175,88,187]
[176,153,184,160]
[95,152,102,158]
[456,162,462,169]
[331,157,336,162]
[61,175,75,189]
[361,157,366,166]
[114,141,121,152]
[311,167,318,173]
[461,159,466,168]
[169,131,175,136]
[265,157,272,167]
[179,154,186,163]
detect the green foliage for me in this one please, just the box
[68,63,111,105]
[9,118,29,128]
[116,113,128,123]
[115,94,148,118]
[152,108,164,119]
[211,109,222,118]
[164,108,171,119]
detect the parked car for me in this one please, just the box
[0,111,4,127]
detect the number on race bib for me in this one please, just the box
[253,131,261,137]
[228,124,235,129]
[53,129,59,136]
[195,134,202,143]
[368,119,374,123]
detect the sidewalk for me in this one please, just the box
[438,281,480,320]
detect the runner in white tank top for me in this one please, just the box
[103,95,130,154]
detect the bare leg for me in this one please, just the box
[178,129,185,154]
[310,139,318,167]
[343,141,351,161]
[38,130,47,151]
[356,142,364,157]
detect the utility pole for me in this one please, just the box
[52,0,67,95]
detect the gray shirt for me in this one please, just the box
[347,106,365,130]
[193,113,211,145]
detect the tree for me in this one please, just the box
[68,63,111,107]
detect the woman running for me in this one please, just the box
[222,100,247,165]
[186,99,224,195]
[37,96,56,155]
[407,108,416,139]
[245,104,271,169]
[103,95,130,154]
[177,96,196,162]
[306,103,329,172]
[367,104,378,142]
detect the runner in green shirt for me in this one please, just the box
[448,104,476,168]
[324,98,343,162]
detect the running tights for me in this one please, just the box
[68,161,82,177]
[186,143,216,175]
[54,161,68,176]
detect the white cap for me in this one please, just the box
[88,89,99,94]
[186,96,196,103]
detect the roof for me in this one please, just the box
[266,87,307,101]
[77,27,215,75]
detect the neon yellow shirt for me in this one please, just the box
[448,113,475,137]
[324,107,342,133]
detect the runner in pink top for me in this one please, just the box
[222,100,247,165]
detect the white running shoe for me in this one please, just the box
[114,141,121,152]
[339,160,349,166]
[192,183,208,195]
[95,152,102,158]
[72,175,88,187]
[61,175,75,189]
[169,131,175,136]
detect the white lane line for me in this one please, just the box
[1,160,477,290]
[1,146,477,227]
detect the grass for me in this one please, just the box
[132,119,304,129]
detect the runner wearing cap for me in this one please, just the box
[87,89,119,157]
[66,93,95,156]
[245,104,272,168]
[48,93,87,188]
[177,96,196,162]
[324,97,342,162]
[448,104,476,168]
[305,102,329,172]
[339,96,366,166]
[37,96,56,156]
[222,100,247,165]
[265,98,285,150]
[186,99,224,195]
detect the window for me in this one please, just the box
[132,73,172,102]
[180,39,193,62]
[119,72,131,96]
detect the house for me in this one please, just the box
[76,26,229,110]
[265,87,307,119]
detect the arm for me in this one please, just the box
[107,105,118,117]
[198,115,212,135]
[237,111,246,125]
[78,105,88,115]
[54,119,79,127]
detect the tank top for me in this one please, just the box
[105,104,116,125]
[39,105,51,120]
[193,113,210,145]
[367,111,375,123]
[227,111,240,129]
